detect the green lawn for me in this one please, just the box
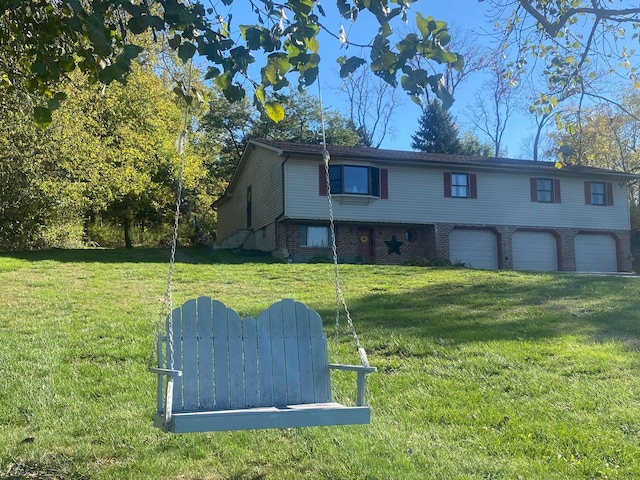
[1,248,639,479]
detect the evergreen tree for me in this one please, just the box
[459,131,493,157]
[411,101,461,154]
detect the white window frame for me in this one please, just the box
[451,173,469,198]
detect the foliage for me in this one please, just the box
[2,249,640,478]
[0,88,83,249]
[458,131,493,157]
[492,0,640,140]
[200,89,360,186]
[0,57,219,250]
[307,253,332,263]
[545,92,640,228]
[400,255,454,267]
[411,100,461,154]
[48,65,212,248]
[0,0,463,127]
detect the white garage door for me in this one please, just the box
[449,229,498,269]
[512,231,558,271]
[574,234,617,272]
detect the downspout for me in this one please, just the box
[272,155,290,254]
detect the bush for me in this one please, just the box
[401,255,455,267]
[307,254,332,264]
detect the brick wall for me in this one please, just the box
[277,221,633,271]
[277,222,436,265]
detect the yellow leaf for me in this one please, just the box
[255,86,265,104]
[265,101,285,122]
[555,162,564,169]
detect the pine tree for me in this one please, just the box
[411,101,461,154]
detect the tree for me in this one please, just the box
[200,89,360,185]
[458,131,493,157]
[546,96,640,228]
[464,53,522,157]
[336,66,402,148]
[0,0,463,126]
[0,89,65,249]
[490,0,640,134]
[411,100,461,154]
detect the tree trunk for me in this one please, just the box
[124,217,133,248]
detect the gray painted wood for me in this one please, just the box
[182,298,198,411]
[152,297,376,433]
[197,297,214,409]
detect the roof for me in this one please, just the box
[249,138,639,180]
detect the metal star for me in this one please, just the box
[384,235,403,255]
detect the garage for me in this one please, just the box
[574,234,618,272]
[449,229,499,269]
[512,231,558,271]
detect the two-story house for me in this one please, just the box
[214,139,637,272]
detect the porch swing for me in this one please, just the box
[148,65,376,434]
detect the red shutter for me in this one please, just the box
[380,168,388,199]
[469,173,477,199]
[444,172,452,197]
[319,164,327,196]
[553,179,561,203]
[530,177,538,202]
[584,181,591,205]
[606,182,614,206]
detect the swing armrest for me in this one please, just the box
[148,367,183,377]
[329,364,377,374]
[329,364,376,406]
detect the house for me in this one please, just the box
[214,139,637,272]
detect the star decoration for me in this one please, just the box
[384,235,403,255]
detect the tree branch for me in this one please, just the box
[518,0,640,38]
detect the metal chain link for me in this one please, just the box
[149,59,193,372]
[318,81,370,369]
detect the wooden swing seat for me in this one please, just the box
[150,297,376,433]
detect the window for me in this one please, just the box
[300,226,329,247]
[451,173,469,198]
[328,165,380,196]
[444,172,477,199]
[320,165,388,198]
[590,182,606,205]
[530,177,561,203]
[537,178,553,203]
[584,181,614,206]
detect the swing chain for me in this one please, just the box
[317,77,370,369]
[150,59,193,372]
[322,151,370,368]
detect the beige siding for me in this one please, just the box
[284,159,631,230]
[217,146,283,242]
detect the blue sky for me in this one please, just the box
[220,1,538,157]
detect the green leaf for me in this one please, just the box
[204,66,221,80]
[338,56,366,78]
[123,44,143,60]
[416,13,431,37]
[264,101,285,122]
[34,106,52,129]
[178,42,197,63]
[168,34,182,50]
[451,54,465,72]
[127,16,149,35]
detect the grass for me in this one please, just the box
[1,247,640,479]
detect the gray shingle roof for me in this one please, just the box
[249,138,638,179]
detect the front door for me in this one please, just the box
[357,228,373,263]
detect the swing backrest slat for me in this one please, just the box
[166,297,333,413]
